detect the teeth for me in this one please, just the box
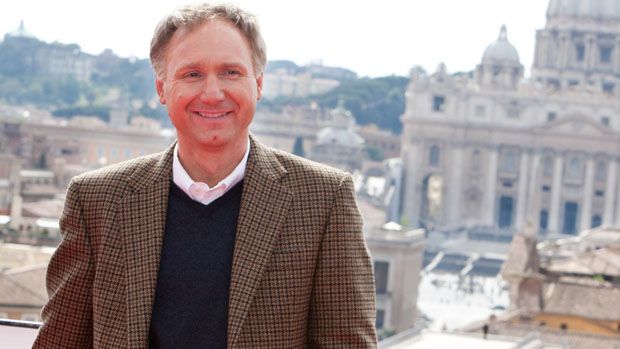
[196,111,228,118]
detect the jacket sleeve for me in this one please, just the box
[33,178,94,348]
[307,174,378,348]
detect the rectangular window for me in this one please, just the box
[547,112,556,122]
[562,202,579,235]
[595,190,604,197]
[376,309,385,329]
[475,105,486,117]
[507,101,520,119]
[502,181,513,188]
[374,261,389,295]
[542,185,551,192]
[601,117,610,127]
[549,79,561,90]
[498,196,514,228]
[432,95,446,112]
[576,44,585,62]
[568,80,579,87]
[540,210,549,231]
[603,83,615,94]
[600,46,613,63]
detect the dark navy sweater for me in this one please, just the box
[148,180,243,349]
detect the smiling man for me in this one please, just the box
[33,3,377,348]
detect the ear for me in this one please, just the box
[155,78,166,104]
[255,73,263,101]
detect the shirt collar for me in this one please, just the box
[172,138,250,202]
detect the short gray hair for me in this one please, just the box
[150,3,267,78]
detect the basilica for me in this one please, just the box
[399,0,620,237]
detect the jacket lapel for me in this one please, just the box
[119,145,174,349]
[227,137,292,347]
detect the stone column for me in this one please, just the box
[482,147,498,225]
[615,163,620,227]
[614,38,620,75]
[526,152,541,231]
[447,146,464,226]
[585,34,597,71]
[515,151,530,231]
[558,32,570,69]
[603,160,617,226]
[401,143,423,227]
[548,155,564,234]
[580,158,595,232]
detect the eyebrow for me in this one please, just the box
[174,61,248,73]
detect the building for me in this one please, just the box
[460,229,620,349]
[14,115,175,170]
[366,224,425,335]
[0,112,175,238]
[399,0,620,238]
[0,265,47,322]
[358,124,401,160]
[5,21,94,82]
[310,104,366,172]
[0,154,21,216]
[262,71,340,99]
[379,329,561,349]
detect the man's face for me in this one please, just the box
[156,20,263,152]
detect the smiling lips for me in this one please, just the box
[193,111,232,119]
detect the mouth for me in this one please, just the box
[192,111,231,119]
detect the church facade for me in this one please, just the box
[400,0,620,236]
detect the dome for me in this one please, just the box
[7,20,35,39]
[482,25,521,65]
[316,127,364,147]
[547,0,620,21]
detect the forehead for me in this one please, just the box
[168,19,251,57]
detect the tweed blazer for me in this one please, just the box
[33,136,377,348]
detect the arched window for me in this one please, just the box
[429,146,440,167]
[565,155,583,182]
[500,149,518,175]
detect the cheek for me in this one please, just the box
[167,87,194,106]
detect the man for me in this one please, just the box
[34,3,377,348]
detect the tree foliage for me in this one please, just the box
[263,75,408,134]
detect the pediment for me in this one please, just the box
[532,114,618,139]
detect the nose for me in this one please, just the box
[200,75,225,104]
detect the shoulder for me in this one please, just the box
[69,149,171,197]
[269,147,349,184]
[260,147,352,200]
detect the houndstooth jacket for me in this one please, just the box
[33,136,377,348]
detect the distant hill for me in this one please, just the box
[262,75,409,134]
[0,28,408,134]
[266,60,357,81]
[0,29,160,120]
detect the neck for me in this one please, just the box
[177,138,248,187]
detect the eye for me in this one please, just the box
[222,69,241,77]
[184,71,202,78]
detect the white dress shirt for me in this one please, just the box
[172,139,250,205]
